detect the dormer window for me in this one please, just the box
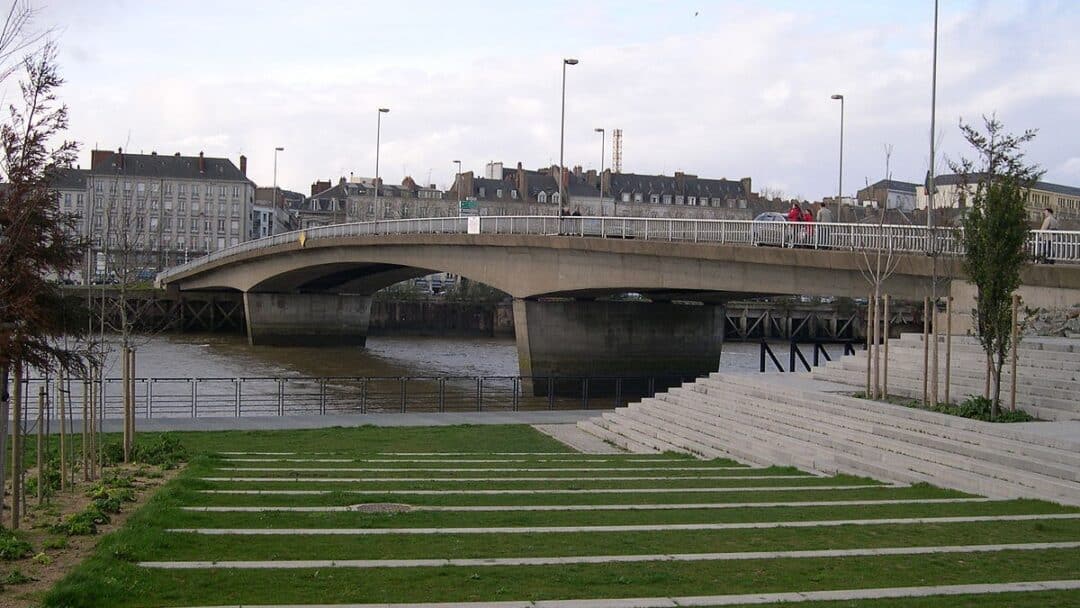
[497,188,503,198]
[675,195,685,205]
[621,193,630,203]
[511,189,519,199]
[634,193,643,203]
[651,194,660,204]
[688,196,697,206]
[538,192,548,203]
[479,187,486,198]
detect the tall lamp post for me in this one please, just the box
[453,159,462,202]
[374,108,389,217]
[595,127,605,215]
[830,94,845,217]
[558,58,578,213]
[272,146,284,208]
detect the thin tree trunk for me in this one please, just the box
[0,361,9,523]
[864,296,872,397]
[944,296,953,405]
[872,291,880,399]
[36,386,44,505]
[883,294,890,398]
[122,346,130,463]
[992,358,1003,420]
[931,298,939,406]
[59,371,66,492]
[1010,294,1020,412]
[82,377,89,481]
[11,365,21,528]
[922,297,930,407]
[984,354,991,399]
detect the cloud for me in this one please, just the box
[36,0,1080,199]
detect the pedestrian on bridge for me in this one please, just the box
[1039,207,1060,264]
[816,203,833,223]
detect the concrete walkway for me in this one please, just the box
[180,498,1002,513]
[205,475,809,482]
[532,423,624,454]
[166,512,1080,535]
[172,579,1080,608]
[197,483,894,496]
[76,410,601,433]
[139,540,1080,569]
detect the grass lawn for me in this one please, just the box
[38,424,1080,607]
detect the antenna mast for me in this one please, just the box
[612,128,623,174]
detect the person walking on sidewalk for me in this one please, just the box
[1039,207,1060,263]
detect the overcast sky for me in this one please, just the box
[25,0,1080,199]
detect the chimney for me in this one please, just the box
[239,154,247,177]
[151,151,157,156]
[740,177,752,198]
[174,152,181,156]
[601,169,612,197]
[585,169,597,186]
[674,171,686,192]
[91,149,112,170]
[198,151,206,173]
[517,164,527,197]
[117,147,124,170]
[461,171,474,199]
[573,165,583,177]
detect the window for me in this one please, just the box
[650,194,660,204]
[511,189,519,199]
[77,194,84,208]
[675,195,684,205]
[229,237,239,246]
[192,202,200,212]
[663,195,673,205]
[63,193,72,208]
[163,217,172,230]
[688,196,697,206]
[217,237,225,250]
[384,202,392,215]
[137,182,146,194]
[218,203,226,215]
[634,193,643,203]
[217,219,225,232]
[178,183,186,195]
[552,193,560,205]
[538,192,548,203]
[230,219,239,233]
[206,184,213,196]
[177,218,186,230]
[402,205,409,217]
[232,186,239,198]
[496,189,503,198]
[478,187,486,198]
[621,193,630,203]
[149,217,158,230]
[164,183,173,194]
[95,181,103,192]
[218,185,226,197]
[123,181,132,192]
[232,202,240,216]
[177,236,186,249]
[164,199,173,211]
[203,220,211,232]
[368,203,375,214]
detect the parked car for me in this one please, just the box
[751,212,789,246]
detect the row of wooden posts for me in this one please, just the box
[864,293,1024,411]
[4,347,138,530]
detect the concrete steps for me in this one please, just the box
[688,377,1080,503]
[577,368,1080,506]
[813,334,1080,420]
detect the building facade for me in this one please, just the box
[79,149,255,280]
[916,174,1080,222]
[857,179,918,211]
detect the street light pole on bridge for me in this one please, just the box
[595,127,605,216]
[559,58,578,214]
[831,93,844,218]
[375,107,390,218]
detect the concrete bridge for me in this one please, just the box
[157,216,1080,383]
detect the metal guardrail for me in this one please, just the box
[156,215,1080,285]
[16,374,695,420]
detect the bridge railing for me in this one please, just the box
[157,216,1079,284]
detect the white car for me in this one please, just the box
[751,212,789,246]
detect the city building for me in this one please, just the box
[916,174,1080,222]
[857,179,919,211]
[251,187,301,239]
[83,148,255,277]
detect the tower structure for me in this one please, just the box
[612,128,623,174]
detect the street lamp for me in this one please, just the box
[375,108,390,216]
[595,127,605,216]
[273,146,284,208]
[558,58,578,213]
[831,94,844,216]
[453,159,462,203]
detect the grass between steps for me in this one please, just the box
[701,590,1080,608]
[45,550,1080,607]
[41,424,1080,607]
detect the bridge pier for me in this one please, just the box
[513,298,725,395]
[243,293,372,346]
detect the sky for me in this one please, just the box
[15,0,1080,200]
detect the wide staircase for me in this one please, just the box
[813,334,1080,421]
[578,371,1080,506]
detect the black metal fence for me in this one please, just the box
[16,374,697,420]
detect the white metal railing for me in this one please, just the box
[156,216,1079,285]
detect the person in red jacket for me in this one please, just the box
[801,204,815,245]
[786,202,802,223]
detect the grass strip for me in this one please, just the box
[43,548,1080,607]
[193,476,876,491]
[157,499,1078,530]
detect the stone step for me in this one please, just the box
[578,417,658,454]
[598,413,672,454]
[694,381,1080,493]
[628,398,834,474]
[696,376,1080,477]
[814,366,1080,421]
[616,405,750,462]
[827,357,1080,399]
[899,333,1079,353]
[711,372,1080,457]
[841,345,1080,380]
[671,384,1080,504]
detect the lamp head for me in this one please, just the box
[564,58,579,65]
[595,128,604,133]
[831,94,844,100]
[275,146,285,151]
[378,108,390,113]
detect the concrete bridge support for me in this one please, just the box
[243,293,372,346]
[513,299,725,394]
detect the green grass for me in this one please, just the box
[40,424,1080,607]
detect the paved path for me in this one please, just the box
[180,498,1003,513]
[532,423,624,454]
[76,410,601,434]
[197,483,894,496]
[166,512,1080,535]
[205,475,810,482]
[140,540,1080,569]
[172,579,1080,607]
